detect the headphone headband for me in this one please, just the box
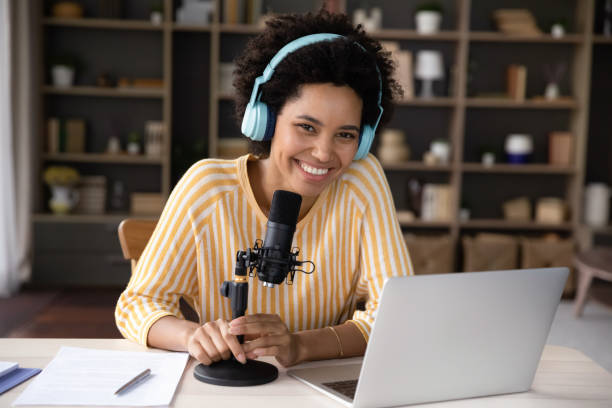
[241,33,383,160]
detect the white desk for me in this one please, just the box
[1,339,612,407]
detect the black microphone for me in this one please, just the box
[257,190,302,287]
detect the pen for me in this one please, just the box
[114,368,151,395]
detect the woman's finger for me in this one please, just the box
[229,320,287,336]
[188,332,213,365]
[246,346,281,359]
[241,334,290,354]
[198,324,223,363]
[215,320,247,364]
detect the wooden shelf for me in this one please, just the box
[395,97,457,107]
[466,97,578,109]
[43,17,164,30]
[33,213,142,223]
[370,29,460,41]
[462,163,575,174]
[397,211,452,228]
[43,85,164,98]
[461,219,573,231]
[469,31,584,43]
[42,153,164,165]
[592,35,612,44]
[218,23,263,34]
[173,23,213,32]
[383,162,452,172]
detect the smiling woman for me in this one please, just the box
[115,9,413,369]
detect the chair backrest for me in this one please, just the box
[118,219,157,272]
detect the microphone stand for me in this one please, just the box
[193,248,279,386]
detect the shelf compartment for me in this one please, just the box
[469,31,584,43]
[396,97,457,107]
[593,35,612,44]
[371,29,460,41]
[42,153,164,165]
[462,163,575,174]
[33,213,157,223]
[43,85,164,98]
[43,17,164,30]
[466,98,578,109]
[460,219,573,230]
[383,162,452,172]
[173,24,213,32]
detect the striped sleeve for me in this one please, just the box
[348,154,414,342]
[115,161,204,346]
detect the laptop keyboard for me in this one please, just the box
[322,379,358,400]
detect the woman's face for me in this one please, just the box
[266,83,363,201]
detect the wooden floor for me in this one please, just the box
[1,282,610,339]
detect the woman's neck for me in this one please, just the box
[247,158,315,222]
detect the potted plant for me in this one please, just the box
[43,166,80,214]
[50,54,79,87]
[127,131,142,155]
[150,1,164,25]
[415,2,443,34]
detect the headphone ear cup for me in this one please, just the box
[241,101,270,141]
[354,125,374,160]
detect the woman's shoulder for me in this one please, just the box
[173,156,244,198]
[340,153,386,187]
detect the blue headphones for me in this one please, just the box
[240,33,383,161]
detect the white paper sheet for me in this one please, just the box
[13,346,189,407]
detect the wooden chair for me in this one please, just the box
[118,219,158,272]
[574,247,612,317]
[117,218,199,322]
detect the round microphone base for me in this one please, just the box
[193,359,278,387]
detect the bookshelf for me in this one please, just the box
[35,0,603,284]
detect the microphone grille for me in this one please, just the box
[269,190,302,226]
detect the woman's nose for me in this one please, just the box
[311,136,333,162]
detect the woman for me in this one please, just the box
[115,10,413,368]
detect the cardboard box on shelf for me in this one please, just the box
[463,233,519,272]
[75,176,106,214]
[521,235,575,295]
[404,234,454,275]
[130,193,165,216]
[549,131,573,166]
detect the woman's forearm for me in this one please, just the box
[294,321,367,364]
[147,315,200,351]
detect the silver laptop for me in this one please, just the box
[288,267,568,408]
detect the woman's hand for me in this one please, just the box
[229,314,303,367]
[185,318,247,366]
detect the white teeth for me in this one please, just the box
[299,161,329,176]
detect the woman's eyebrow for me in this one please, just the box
[297,115,360,132]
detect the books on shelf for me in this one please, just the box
[381,41,413,101]
[421,184,451,221]
[493,9,542,36]
[507,64,527,101]
[46,117,86,154]
[75,176,107,215]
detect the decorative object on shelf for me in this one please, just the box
[429,138,450,164]
[407,178,422,217]
[96,72,115,87]
[131,193,165,215]
[415,50,444,99]
[107,135,121,154]
[548,131,572,166]
[507,64,527,101]
[223,0,246,24]
[109,180,127,212]
[117,78,164,89]
[51,1,84,18]
[584,183,611,227]
[421,183,451,221]
[481,149,496,166]
[99,0,122,18]
[521,235,575,295]
[352,7,382,32]
[549,19,567,38]
[505,133,533,164]
[176,0,214,26]
[65,119,86,153]
[415,1,443,34]
[150,1,163,25]
[50,55,78,87]
[404,234,453,274]
[380,42,413,100]
[459,207,470,221]
[144,121,163,157]
[126,132,141,155]
[542,62,566,101]
[493,9,542,36]
[46,118,60,154]
[219,62,236,95]
[43,166,80,215]
[502,196,531,221]
[604,0,612,36]
[218,138,249,159]
[377,129,410,164]
[535,197,566,224]
[320,0,346,14]
[463,233,519,272]
[75,176,107,215]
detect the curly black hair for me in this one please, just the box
[233,9,402,158]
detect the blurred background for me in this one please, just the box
[0,0,611,373]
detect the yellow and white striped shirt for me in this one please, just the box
[115,153,413,346]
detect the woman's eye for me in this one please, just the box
[298,123,315,132]
[338,132,357,140]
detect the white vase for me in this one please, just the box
[415,11,442,34]
[545,82,560,100]
[584,183,611,227]
[49,185,79,214]
[51,65,75,87]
